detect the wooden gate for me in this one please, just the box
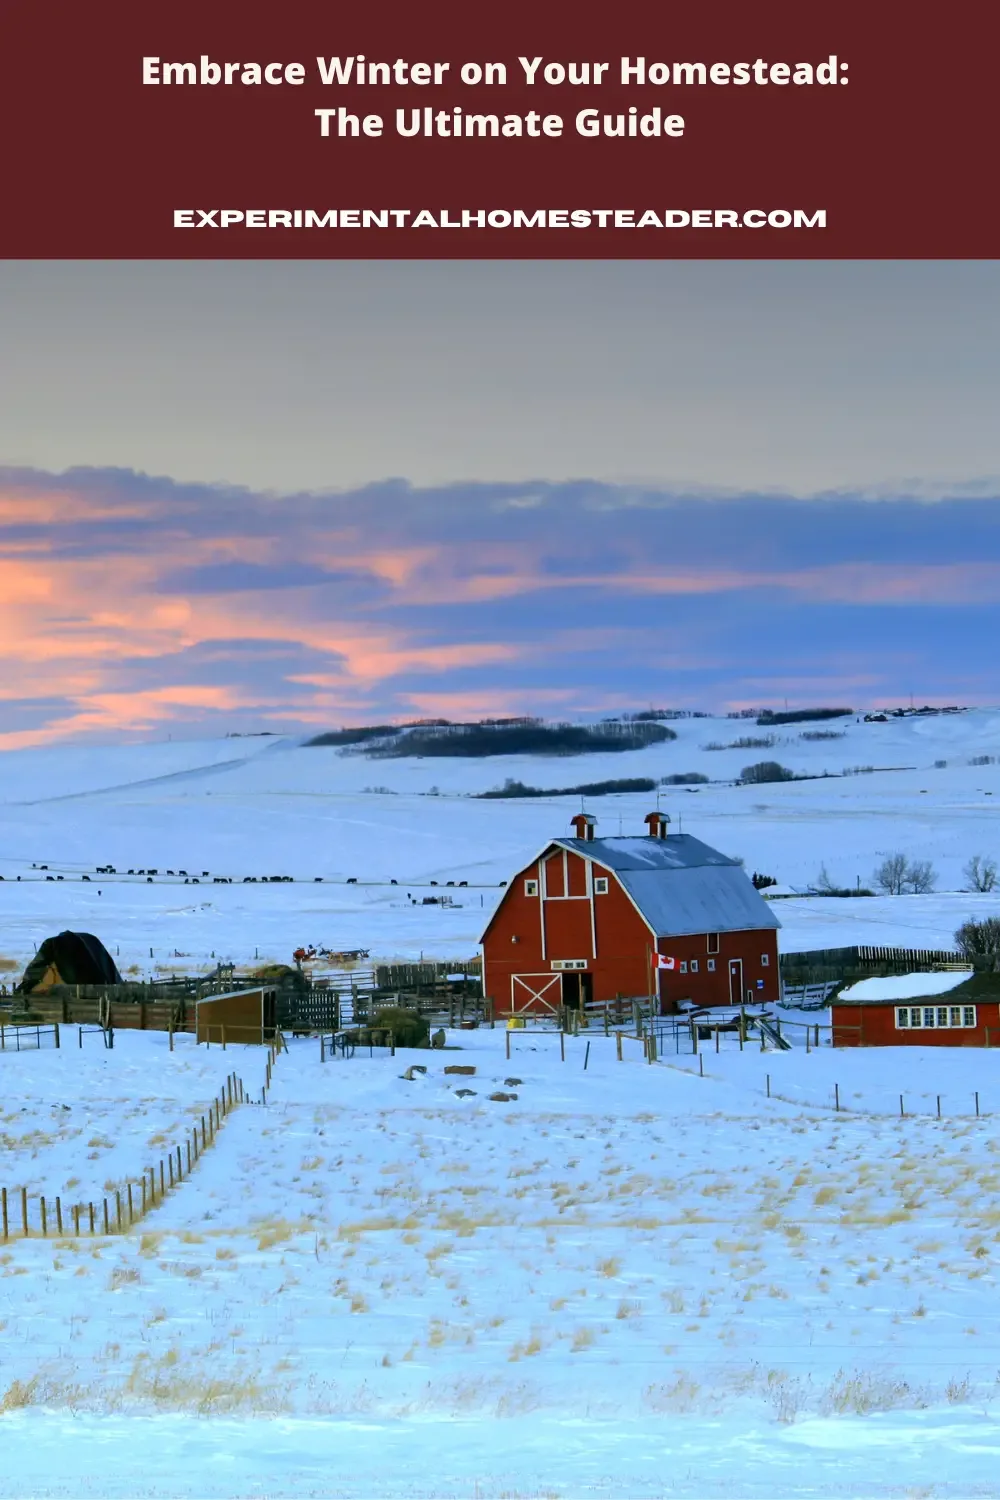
[511,973,562,1015]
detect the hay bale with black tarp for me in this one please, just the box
[15,931,122,996]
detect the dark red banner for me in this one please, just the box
[1,0,996,258]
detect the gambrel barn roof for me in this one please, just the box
[484,832,780,942]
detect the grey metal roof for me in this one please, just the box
[554,835,781,938]
[557,834,737,872]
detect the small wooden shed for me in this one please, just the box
[195,987,277,1045]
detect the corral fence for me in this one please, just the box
[780,946,967,987]
[0,1021,61,1051]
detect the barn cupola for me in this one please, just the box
[570,812,597,841]
[644,810,671,839]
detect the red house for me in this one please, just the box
[481,811,781,1017]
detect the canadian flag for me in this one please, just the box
[654,954,676,970]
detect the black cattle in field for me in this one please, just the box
[390,878,397,885]
[46,875,54,881]
[179,869,187,876]
[458,880,468,886]
[314,877,323,882]
[146,877,153,883]
[346,877,358,884]
[430,881,438,887]
[82,875,90,882]
[201,871,209,877]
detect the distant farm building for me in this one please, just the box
[481,812,780,1017]
[831,971,998,1047]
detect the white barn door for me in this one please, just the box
[511,972,562,1014]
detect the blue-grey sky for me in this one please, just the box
[0,262,997,743]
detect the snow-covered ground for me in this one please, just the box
[2,708,1000,977]
[3,1028,1000,1497]
[3,711,1000,1496]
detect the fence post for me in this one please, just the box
[55,1196,63,1236]
[584,1040,590,1071]
[615,1031,623,1062]
[89,1202,95,1235]
[699,1052,704,1077]
[103,1200,110,1236]
[160,1161,166,1197]
[975,1090,980,1118]
[128,1184,134,1223]
[40,1197,47,1237]
[116,1191,123,1232]
[169,1023,174,1052]
[73,1204,80,1236]
[177,1145,183,1181]
[1,1187,7,1241]
[187,1140,192,1173]
[560,1031,565,1063]
[505,1030,510,1061]
[936,1095,941,1119]
[766,1073,770,1098]
[21,1187,28,1237]
[141,1175,147,1214]
[834,1083,840,1112]
[54,1022,60,1049]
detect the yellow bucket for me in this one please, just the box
[506,1017,526,1030]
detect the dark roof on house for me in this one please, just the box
[553,834,781,939]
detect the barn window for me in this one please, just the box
[594,877,609,894]
[964,1006,976,1027]
[936,1006,949,1028]
[690,959,699,973]
[707,959,716,972]
[896,1007,909,1028]
[707,934,720,954]
[909,1007,922,1028]
[760,954,770,967]
[922,1007,935,1028]
[679,961,688,974]
[524,879,538,897]
[950,1007,961,1027]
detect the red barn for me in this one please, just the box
[481,811,781,1018]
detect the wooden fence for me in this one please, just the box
[1,1068,249,1241]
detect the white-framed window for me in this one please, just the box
[761,953,770,967]
[594,876,609,895]
[707,959,716,972]
[524,879,538,897]
[551,959,588,971]
[895,1004,976,1030]
[707,933,720,955]
[679,961,688,974]
[690,959,699,973]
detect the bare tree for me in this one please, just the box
[964,854,998,893]
[955,916,1000,970]
[814,863,838,894]
[873,853,909,896]
[905,859,937,894]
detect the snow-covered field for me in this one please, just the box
[2,708,1000,977]
[3,1028,1000,1498]
[3,710,1000,1496]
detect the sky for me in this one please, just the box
[0,260,998,746]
